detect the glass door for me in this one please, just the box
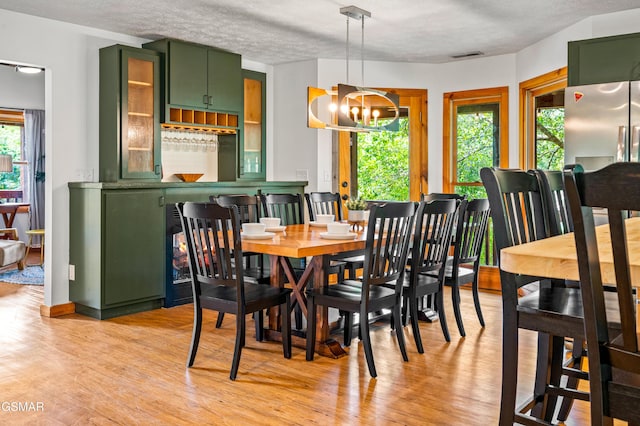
[338,89,427,203]
[121,50,160,179]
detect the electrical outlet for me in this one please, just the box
[69,264,75,281]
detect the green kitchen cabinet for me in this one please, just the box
[568,32,640,86]
[239,70,266,180]
[144,39,242,114]
[99,45,161,182]
[69,186,165,319]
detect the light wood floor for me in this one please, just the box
[0,279,593,425]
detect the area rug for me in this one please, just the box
[0,266,44,285]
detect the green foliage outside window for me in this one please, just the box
[535,107,564,170]
[0,125,21,189]
[356,118,409,201]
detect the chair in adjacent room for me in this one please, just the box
[400,199,458,348]
[212,194,269,336]
[306,202,415,378]
[427,198,491,337]
[177,202,291,381]
[0,228,26,271]
[564,162,640,426]
[481,167,590,424]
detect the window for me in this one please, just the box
[443,87,509,197]
[519,68,567,170]
[0,110,25,195]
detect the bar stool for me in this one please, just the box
[25,229,44,266]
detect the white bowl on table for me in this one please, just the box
[259,217,281,228]
[316,214,334,224]
[242,223,266,235]
[326,222,351,235]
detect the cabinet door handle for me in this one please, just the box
[208,95,213,105]
[159,196,165,207]
[203,94,209,105]
[155,164,161,175]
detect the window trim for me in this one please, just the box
[442,86,509,193]
[518,67,567,169]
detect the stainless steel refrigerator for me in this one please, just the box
[565,81,640,170]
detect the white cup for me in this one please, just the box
[259,217,281,228]
[326,222,350,235]
[242,223,266,235]
[316,214,335,224]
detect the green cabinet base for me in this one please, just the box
[75,299,164,320]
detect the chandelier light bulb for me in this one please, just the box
[372,109,380,126]
[329,103,338,112]
[340,104,349,114]
[351,106,360,123]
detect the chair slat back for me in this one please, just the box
[215,194,261,224]
[454,199,491,265]
[362,202,415,292]
[534,169,573,236]
[412,199,458,276]
[481,168,547,254]
[305,192,344,221]
[178,202,244,302]
[262,193,305,225]
[564,162,640,424]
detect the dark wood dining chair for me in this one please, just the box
[481,167,590,424]
[533,169,586,421]
[260,193,307,328]
[400,199,458,348]
[177,202,292,381]
[306,201,416,378]
[212,194,269,335]
[564,162,640,426]
[305,192,344,221]
[427,198,490,337]
[305,192,349,281]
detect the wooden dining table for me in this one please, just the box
[500,216,640,284]
[0,202,30,228]
[241,223,366,358]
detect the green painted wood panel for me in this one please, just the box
[167,41,209,108]
[568,32,640,86]
[103,189,165,306]
[208,48,242,112]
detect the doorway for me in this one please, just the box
[337,88,427,202]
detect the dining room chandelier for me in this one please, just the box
[307,5,400,132]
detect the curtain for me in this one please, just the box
[23,109,45,230]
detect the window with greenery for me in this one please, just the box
[534,93,565,170]
[519,67,567,170]
[443,87,509,199]
[0,123,23,190]
[355,117,409,201]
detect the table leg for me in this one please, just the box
[264,254,347,358]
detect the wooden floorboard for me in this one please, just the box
[0,279,594,425]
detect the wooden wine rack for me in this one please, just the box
[167,107,238,134]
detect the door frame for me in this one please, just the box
[337,88,428,202]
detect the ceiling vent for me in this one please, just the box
[450,51,484,59]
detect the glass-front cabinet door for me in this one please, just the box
[239,70,266,180]
[121,49,161,179]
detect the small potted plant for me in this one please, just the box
[345,197,368,222]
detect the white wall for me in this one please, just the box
[272,60,318,189]
[0,9,148,306]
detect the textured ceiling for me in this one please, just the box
[2,0,640,64]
